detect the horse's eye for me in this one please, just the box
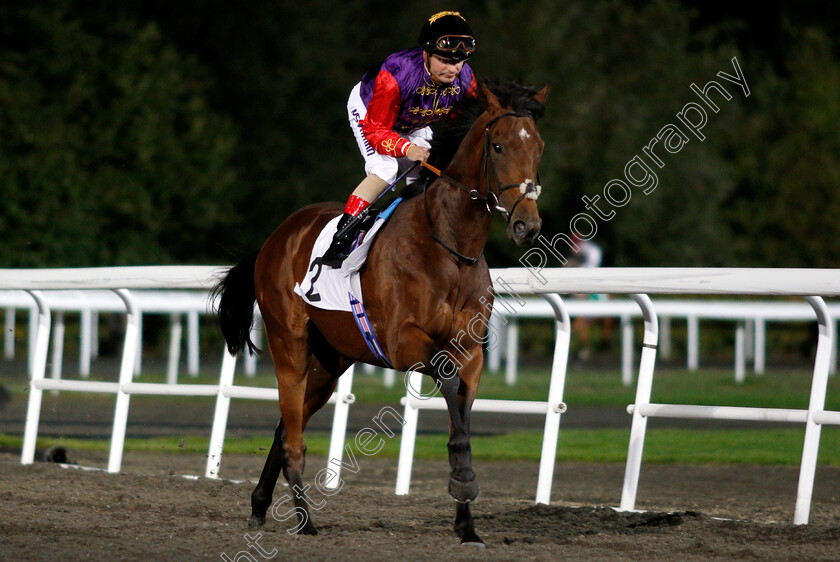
[492,143,502,153]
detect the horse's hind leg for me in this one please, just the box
[247,322,312,532]
[280,352,346,535]
[250,335,344,534]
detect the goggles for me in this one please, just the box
[434,35,476,55]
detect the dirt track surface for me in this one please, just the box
[3,360,840,559]
[3,450,840,560]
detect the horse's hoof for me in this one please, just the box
[456,524,484,545]
[448,477,479,503]
[248,514,266,528]
[298,524,319,536]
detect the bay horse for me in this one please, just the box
[214,79,548,545]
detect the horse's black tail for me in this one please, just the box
[212,252,261,356]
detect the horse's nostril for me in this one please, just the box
[514,220,527,238]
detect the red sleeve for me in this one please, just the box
[361,70,412,158]
[467,73,478,98]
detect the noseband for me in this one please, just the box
[422,111,542,264]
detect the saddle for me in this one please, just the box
[292,196,405,367]
[293,196,405,312]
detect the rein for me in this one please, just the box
[421,111,541,264]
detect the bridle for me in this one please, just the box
[422,111,542,264]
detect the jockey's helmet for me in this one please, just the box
[419,11,476,63]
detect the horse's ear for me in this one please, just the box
[534,83,551,104]
[476,80,501,112]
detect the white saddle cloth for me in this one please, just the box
[292,211,390,312]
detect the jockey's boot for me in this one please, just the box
[321,213,358,268]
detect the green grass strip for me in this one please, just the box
[6,367,840,410]
[4,428,839,466]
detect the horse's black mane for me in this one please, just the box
[416,79,546,186]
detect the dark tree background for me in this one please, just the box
[1,0,838,268]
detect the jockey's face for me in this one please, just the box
[425,53,465,85]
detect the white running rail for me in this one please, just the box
[5,266,840,525]
[489,267,840,524]
[3,266,352,479]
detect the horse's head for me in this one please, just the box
[476,81,549,246]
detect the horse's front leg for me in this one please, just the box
[393,326,483,545]
[434,368,478,503]
[442,348,485,546]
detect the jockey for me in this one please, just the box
[321,11,478,267]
